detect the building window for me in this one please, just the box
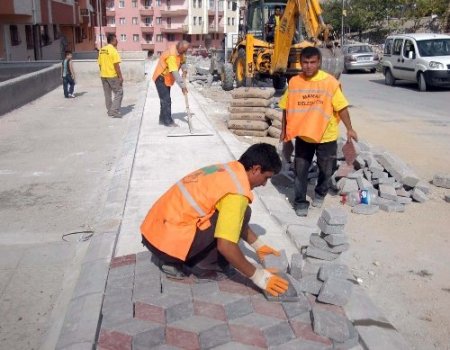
[156,0,161,6]
[193,0,196,8]
[231,17,234,25]
[145,34,153,42]
[156,34,163,42]
[209,0,214,9]
[198,0,202,7]
[53,24,60,40]
[40,25,51,46]
[156,17,162,24]
[228,0,231,9]
[119,0,125,8]
[108,17,116,25]
[227,17,230,25]
[9,25,21,46]
[144,0,152,7]
[119,17,125,24]
[132,17,138,24]
[167,17,171,26]
[120,34,127,41]
[133,34,139,42]
[196,34,200,40]
[25,25,33,49]
[167,33,175,41]
[199,17,202,25]
[106,1,114,9]
[145,16,153,25]
[132,0,137,7]
[193,16,197,25]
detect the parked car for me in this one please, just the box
[342,44,379,73]
[381,33,450,91]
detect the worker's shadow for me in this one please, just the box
[270,173,318,206]
[73,92,87,97]
[121,104,135,117]
[172,112,189,124]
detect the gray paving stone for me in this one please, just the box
[287,224,319,251]
[351,204,379,215]
[289,253,303,280]
[396,196,412,204]
[101,300,134,328]
[393,181,403,189]
[72,258,110,299]
[161,275,193,296]
[372,176,395,185]
[229,313,295,347]
[317,217,345,235]
[131,324,167,349]
[370,170,388,179]
[322,233,348,246]
[191,280,220,297]
[263,249,288,273]
[414,180,431,194]
[321,207,348,225]
[301,262,323,277]
[107,264,135,281]
[133,274,162,300]
[363,169,372,181]
[297,275,323,295]
[135,252,160,276]
[211,342,261,349]
[167,315,230,349]
[271,338,333,350]
[379,184,398,201]
[375,152,420,187]
[339,179,359,194]
[318,264,352,281]
[332,322,359,350]
[137,345,180,350]
[328,243,350,253]
[135,293,194,324]
[312,308,355,342]
[306,246,340,261]
[445,195,450,203]
[310,233,329,250]
[55,293,104,349]
[356,176,373,190]
[433,173,450,189]
[379,201,405,213]
[412,187,428,203]
[317,277,353,306]
[368,160,384,173]
[396,187,411,197]
[281,293,311,319]
[105,274,134,294]
[194,291,253,320]
[83,232,116,263]
[102,288,133,312]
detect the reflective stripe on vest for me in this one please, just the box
[286,107,332,121]
[176,181,206,217]
[223,163,244,195]
[288,89,333,98]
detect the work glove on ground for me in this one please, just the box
[250,268,289,296]
[250,237,280,262]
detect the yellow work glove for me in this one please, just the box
[250,268,289,296]
[250,237,280,261]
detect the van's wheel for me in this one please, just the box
[221,63,234,91]
[272,75,286,90]
[384,69,395,86]
[234,48,247,87]
[418,72,427,92]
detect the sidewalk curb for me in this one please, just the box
[54,82,148,350]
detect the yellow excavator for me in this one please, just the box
[220,0,344,90]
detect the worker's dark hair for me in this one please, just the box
[300,46,322,61]
[107,34,116,44]
[275,6,281,10]
[65,50,72,56]
[239,143,281,174]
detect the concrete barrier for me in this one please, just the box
[0,62,61,116]
[0,61,58,83]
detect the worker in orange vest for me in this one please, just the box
[152,40,190,127]
[279,46,358,217]
[141,143,289,297]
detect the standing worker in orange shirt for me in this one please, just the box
[140,143,289,297]
[98,34,123,118]
[152,40,190,127]
[279,46,358,217]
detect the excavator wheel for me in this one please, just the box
[221,63,235,91]
[234,48,247,87]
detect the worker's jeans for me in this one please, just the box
[155,76,174,126]
[294,137,337,209]
[142,207,252,272]
[62,75,75,97]
[101,77,123,115]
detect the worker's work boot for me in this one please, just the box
[312,195,325,208]
[160,263,187,280]
[294,202,309,217]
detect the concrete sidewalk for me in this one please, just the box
[55,62,411,349]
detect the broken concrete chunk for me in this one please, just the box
[322,207,348,225]
[351,204,379,215]
[433,173,450,189]
[322,233,348,246]
[263,249,289,273]
[379,184,398,201]
[312,308,356,342]
[306,246,340,261]
[412,187,428,203]
[318,264,352,281]
[317,217,345,235]
[317,277,353,306]
[415,180,431,195]
[297,275,323,295]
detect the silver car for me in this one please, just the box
[343,44,379,73]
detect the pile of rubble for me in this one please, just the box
[332,138,432,214]
[186,56,217,88]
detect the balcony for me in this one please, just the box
[106,7,115,16]
[160,24,188,33]
[140,24,154,32]
[160,8,188,17]
[141,42,155,50]
[139,6,154,15]
[104,25,116,32]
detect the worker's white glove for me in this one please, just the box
[250,268,289,296]
[250,237,280,262]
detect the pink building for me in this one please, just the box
[96,0,238,55]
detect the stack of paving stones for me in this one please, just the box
[227,87,274,137]
[97,249,361,349]
[332,138,431,215]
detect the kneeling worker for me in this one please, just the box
[153,40,189,127]
[140,143,289,297]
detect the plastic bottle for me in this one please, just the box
[341,190,378,207]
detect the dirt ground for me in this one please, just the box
[195,83,450,350]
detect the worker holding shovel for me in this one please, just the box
[140,143,289,297]
[152,40,190,127]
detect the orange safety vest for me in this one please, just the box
[284,72,340,143]
[152,44,184,87]
[140,161,254,261]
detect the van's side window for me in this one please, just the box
[384,39,393,55]
[403,39,415,58]
[393,39,403,55]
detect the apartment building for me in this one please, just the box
[98,0,239,55]
[0,0,100,61]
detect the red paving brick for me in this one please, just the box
[97,330,132,350]
[229,324,267,348]
[134,301,165,324]
[166,326,200,350]
[110,254,136,269]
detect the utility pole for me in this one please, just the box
[97,0,103,48]
[341,0,345,46]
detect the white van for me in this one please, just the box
[381,33,450,91]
